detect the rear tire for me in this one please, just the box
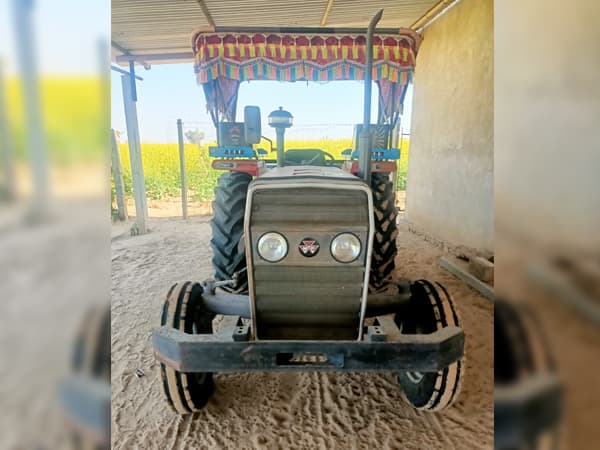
[370,172,398,291]
[159,282,214,414]
[210,172,252,293]
[396,280,464,411]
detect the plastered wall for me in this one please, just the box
[406,0,493,251]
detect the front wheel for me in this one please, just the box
[159,282,214,414]
[396,280,465,411]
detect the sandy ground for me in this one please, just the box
[111,216,493,449]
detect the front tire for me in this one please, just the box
[159,282,214,414]
[396,280,464,411]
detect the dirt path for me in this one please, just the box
[111,216,493,449]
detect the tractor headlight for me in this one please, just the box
[330,233,361,263]
[257,232,288,262]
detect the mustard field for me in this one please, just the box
[118,138,409,202]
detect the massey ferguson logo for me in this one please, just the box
[298,239,320,257]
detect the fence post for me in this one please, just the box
[391,121,401,192]
[111,130,128,221]
[121,73,147,234]
[177,119,188,220]
[0,60,16,201]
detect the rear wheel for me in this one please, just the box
[210,172,252,293]
[396,279,464,411]
[159,282,214,414]
[370,172,398,291]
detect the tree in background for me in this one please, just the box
[185,129,204,146]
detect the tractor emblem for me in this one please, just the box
[299,239,320,257]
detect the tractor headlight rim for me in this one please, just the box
[257,232,288,263]
[330,232,362,263]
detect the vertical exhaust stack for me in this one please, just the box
[357,9,384,185]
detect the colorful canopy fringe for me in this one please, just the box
[192,30,422,125]
[193,32,421,84]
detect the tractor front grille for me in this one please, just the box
[246,179,372,340]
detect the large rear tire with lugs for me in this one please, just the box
[396,280,464,411]
[210,172,252,293]
[159,282,214,414]
[370,172,398,291]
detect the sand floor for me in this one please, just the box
[111,216,493,449]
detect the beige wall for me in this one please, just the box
[406,0,493,251]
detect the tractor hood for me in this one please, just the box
[258,165,361,181]
[244,168,374,340]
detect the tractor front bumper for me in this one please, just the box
[153,316,464,373]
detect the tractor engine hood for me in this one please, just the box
[244,167,374,340]
[259,165,362,180]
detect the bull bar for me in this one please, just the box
[153,283,465,373]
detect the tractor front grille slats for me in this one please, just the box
[248,184,370,340]
[251,188,367,227]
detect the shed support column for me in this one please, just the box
[121,74,147,234]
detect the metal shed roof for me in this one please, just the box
[112,0,455,65]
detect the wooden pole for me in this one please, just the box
[177,119,188,219]
[0,60,16,201]
[121,74,147,234]
[110,129,128,221]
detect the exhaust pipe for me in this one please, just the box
[357,9,384,185]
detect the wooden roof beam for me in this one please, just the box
[196,0,216,31]
[411,0,460,32]
[320,0,335,27]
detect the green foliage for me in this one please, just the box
[118,138,410,202]
[395,137,410,190]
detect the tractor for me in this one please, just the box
[153,10,465,415]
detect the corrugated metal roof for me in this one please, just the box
[112,0,443,65]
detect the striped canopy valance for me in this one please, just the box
[193,31,421,84]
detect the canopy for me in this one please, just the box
[193,30,422,126]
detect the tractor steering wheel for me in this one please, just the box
[283,150,337,166]
[304,150,336,166]
[322,151,336,162]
